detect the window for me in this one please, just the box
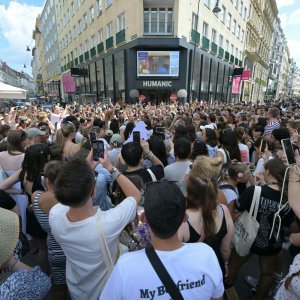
[211,29,217,43]
[78,19,81,34]
[83,13,88,29]
[71,2,75,15]
[227,13,232,30]
[221,6,226,23]
[232,19,236,34]
[77,0,80,9]
[98,29,103,43]
[241,29,244,42]
[202,22,208,37]
[106,0,112,8]
[219,34,224,48]
[240,1,243,15]
[226,40,229,51]
[91,34,96,47]
[231,44,234,55]
[235,0,239,9]
[106,21,113,38]
[144,7,173,34]
[85,39,89,52]
[244,8,247,20]
[237,25,241,39]
[97,0,102,16]
[90,6,94,23]
[235,47,238,58]
[117,12,125,32]
[203,0,210,8]
[80,43,84,55]
[192,12,199,31]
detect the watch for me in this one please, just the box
[110,167,119,174]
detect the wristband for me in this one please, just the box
[113,171,122,180]
[145,151,154,160]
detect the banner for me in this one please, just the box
[232,76,242,94]
[62,72,76,93]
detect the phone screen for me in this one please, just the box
[156,127,166,134]
[260,139,267,153]
[133,131,140,143]
[90,132,96,142]
[92,140,104,161]
[281,138,296,165]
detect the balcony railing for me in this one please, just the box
[144,21,173,35]
[90,47,96,57]
[191,29,200,45]
[224,51,230,61]
[202,36,210,50]
[106,36,114,50]
[97,42,104,54]
[116,29,126,44]
[211,42,218,54]
[218,47,224,58]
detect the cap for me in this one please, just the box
[110,134,122,144]
[0,208,20,266]
[19,116,28,121]
[200,124,216,131]
[25,128,46,138]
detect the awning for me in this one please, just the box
[0,82,27,99]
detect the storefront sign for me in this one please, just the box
[242,70,251,81]
[142,81,173,88]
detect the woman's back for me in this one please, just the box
[0,151,24,171]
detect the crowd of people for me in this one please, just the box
[0,98,300,300]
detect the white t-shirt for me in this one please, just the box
[100,243,224,300]
[49,197,137,300]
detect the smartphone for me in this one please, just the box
[281,138,296,165]
[92,140,104,161]
[260,139,267,153]
[90,131,97,142]
[133,131,140,142]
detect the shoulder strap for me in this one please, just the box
[249,186,261,218]
[145,246,184,300]
[96,219,114,276]
[146,168,157,182]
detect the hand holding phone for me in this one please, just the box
[90,131,97,142]
[92,140,104,161]
[259,139,267,153]
[133,131,140,143]
[281,138,296,165]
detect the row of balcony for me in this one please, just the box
[191,29,243,67]
[61,29,126,72]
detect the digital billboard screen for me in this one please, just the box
[137,51,179,77]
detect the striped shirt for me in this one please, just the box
[263,120,280,137]
[33,192,66,285]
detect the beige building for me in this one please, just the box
[46,0,251,102]
[243,0,277,103]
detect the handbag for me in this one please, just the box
[96,219,128,281]
[232,185,261,257]
[145,245,184,300]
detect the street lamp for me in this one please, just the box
[189,0,221,102]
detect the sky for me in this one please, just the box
[0,0,299,77]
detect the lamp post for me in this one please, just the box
[189,0,221,102]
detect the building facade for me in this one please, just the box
[51,0,250,103]
[39,0,61,96]
[243,0,277,103]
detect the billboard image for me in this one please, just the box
[137,51,179,77]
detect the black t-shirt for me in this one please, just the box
[235,185,294,256]
[0,189,17,210]
[123,164,164,184]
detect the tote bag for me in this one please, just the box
[233,186,261,257]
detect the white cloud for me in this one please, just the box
[0,1,42,74]
[289,8,300,25]
[276,0,294,9]
[287,38,300,66]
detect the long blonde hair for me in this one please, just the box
[55,123,76,146]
